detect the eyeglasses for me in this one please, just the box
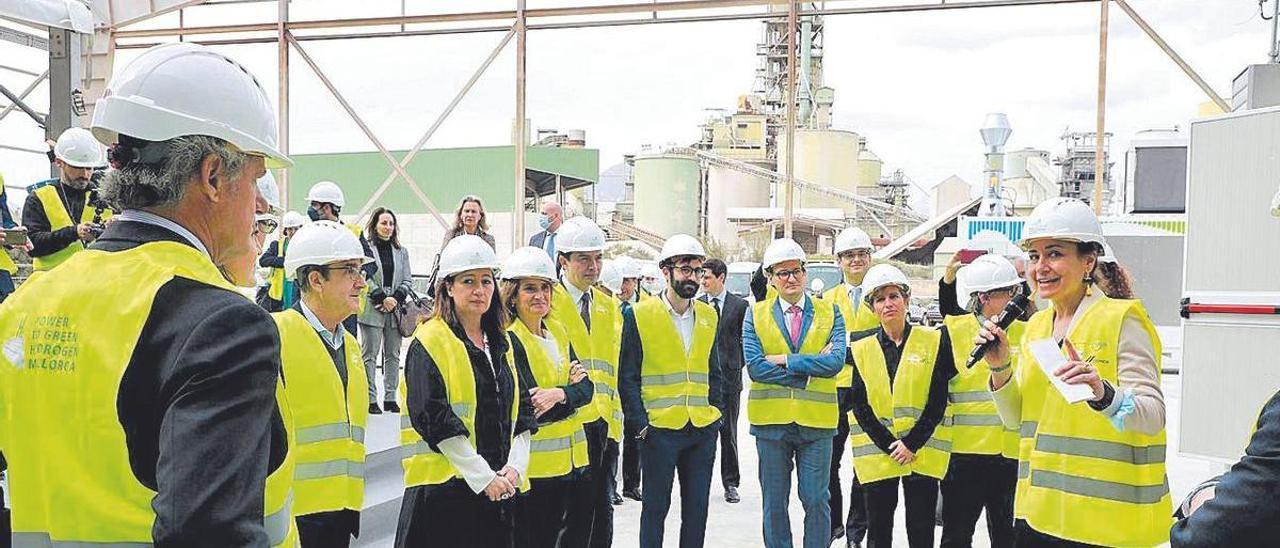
[673,266,706,277]
[255,216,279,235]
[773,267,806,280]
[839,250,872,261]
[321,265,363,280]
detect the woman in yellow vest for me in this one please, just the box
[976,197,1169,547]
[848,264,957,548]
[257,210,306,311]
[500,246,597,548]
[938,254,1026,548]
[396,234,537,548]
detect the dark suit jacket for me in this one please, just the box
[528,229,558,252]
[1170,389,1280,546]
[702,292,747,388]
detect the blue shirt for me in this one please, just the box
[742,295,846,439]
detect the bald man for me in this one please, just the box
[529,200,564,258]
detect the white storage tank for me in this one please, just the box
[706,161,773,247]
[777,129,861,212]
[633,151,702,238]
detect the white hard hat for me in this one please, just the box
[306,181,346,208]
[284,220,373,279]
[1019,197,1105,250]
[501,246,557,282]
[615,256,643,279]
[281,210,307,229]
[438,234,499,278]
[762,238,806,270]
[599,260,624,294]
[53,127,106,168]
[640,262,667,293]
[91,43,291,168]
[834,226,873,255]
[658,234,706,263]
[861,264,910,304]
[1099,241,1117,264]
[557,216,606,254]
[961,254,1024,295]
[257,171,281,213]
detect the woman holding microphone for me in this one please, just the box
[976,197,1169,547]
[395,235,538,547]
[501,247,597,548]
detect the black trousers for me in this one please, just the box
[864,474,939,548]
[517,473,594,548]
[719,375,742,489]
[585,419,616,548]
[623,423,643,492]
[940,454,1017,548]
[1013,519,1106,547]
[830,395,868,542]
[297,511,357,548]
[395,481,514,548]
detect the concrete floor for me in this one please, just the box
[359,369,1224,548]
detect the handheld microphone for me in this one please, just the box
[967,292,1031,369]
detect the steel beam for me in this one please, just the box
[0,83,45,126]
[277,0,289,203]
[113,0,1099,40]
[1094,0,1107,215]
[288,33,450,229]
[0,71,49,123]
[46,28,82,177]
[783,0,796,239]
[0,26,49,50]
[354,28,517,223]
[514,0,528,250]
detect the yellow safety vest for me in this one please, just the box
[274,308,368,517]
[747,295,841,429]
[399,317,528,490]
[1017,296,1171,546]
[848,326,952,484]
[0,180,16,275]
[507,318,591,478]
[30,183,112,272]
[268,239,288,301]
[632,297,722,430]
[942,314,1024,457]
[823,283,882,388]
[0,241,296,547]
[549,284,624,441]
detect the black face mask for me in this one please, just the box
[306,206,322,222]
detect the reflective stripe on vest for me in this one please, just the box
[549,284,623,440]
[848,326,951,484]
[747,295,840,429]
[274,308,368,516]
[30,184,102,271]
[399,317,527,490]
[0,241,294,547]
[823,283,880,388]
[1018,296,1171,546]
[633,297,721,430]
[507,318,590,479]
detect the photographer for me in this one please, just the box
[23,128,112,272]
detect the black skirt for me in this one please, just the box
[395,480,515,548]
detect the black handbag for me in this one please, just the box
[396,288,430,338]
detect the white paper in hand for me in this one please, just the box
[1027,338,1095,404]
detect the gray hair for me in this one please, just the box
[101,135,248,210]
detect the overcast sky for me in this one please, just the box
[1,0,1274,215]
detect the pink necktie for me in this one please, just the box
[788,305,803,348]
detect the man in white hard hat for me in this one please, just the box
[822,226,878,547]
[21,127,111,272]
[0,43,297,545]
[742,238,847,548]
[304,180,374,334]
[275,220,371,547]
[546,216,624,546]
[618,233,723,548]
[615,256,644,304]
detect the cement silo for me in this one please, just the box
[706,160,773,246]
[777,129,861,212]
[856,147,883,189]
[633,151,702,238]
